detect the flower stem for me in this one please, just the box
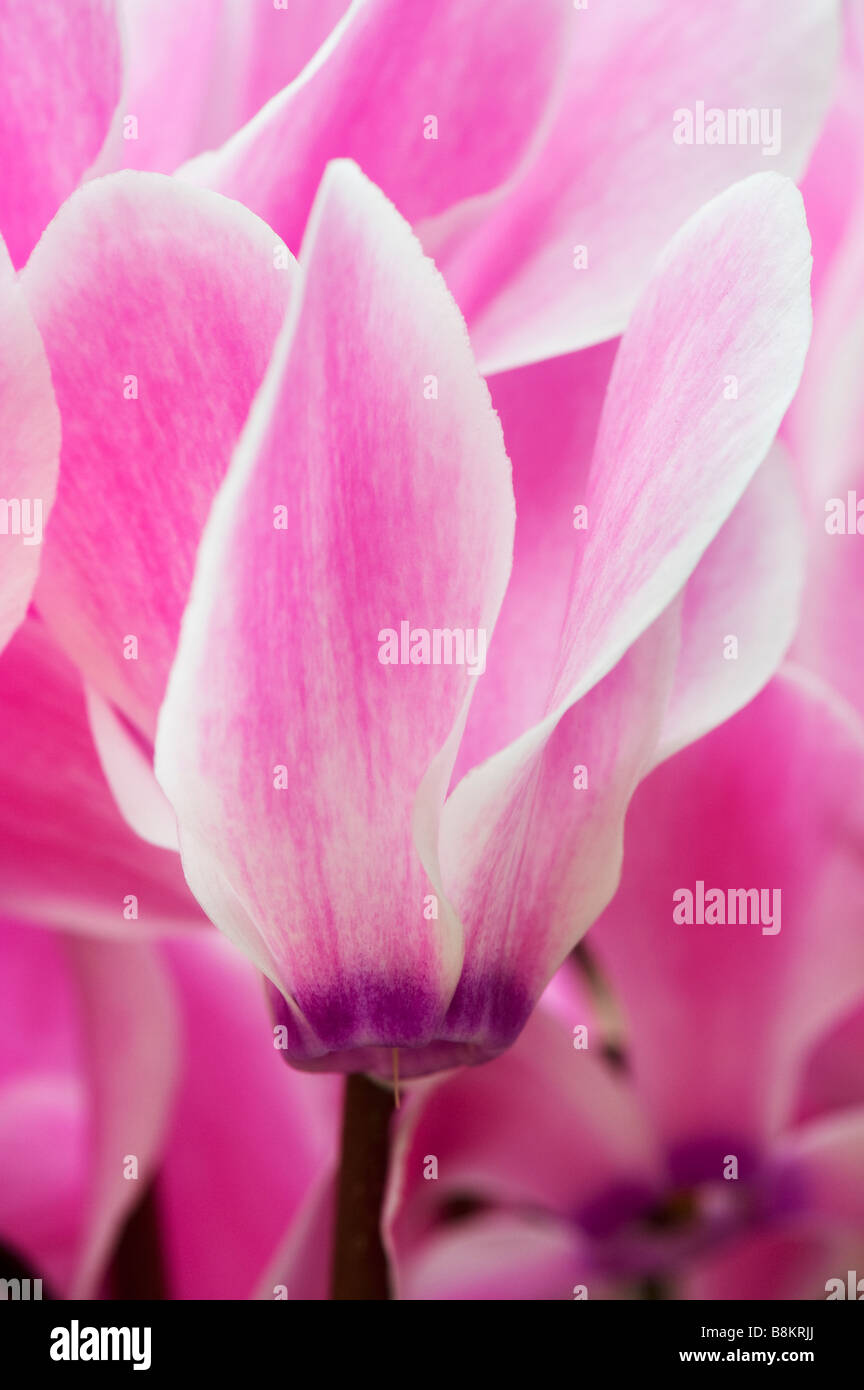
[330,1073,394,1300]
[109,1178,167,1299]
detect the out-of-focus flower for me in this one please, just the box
[381,673,864,1299]
[0,919,339,1299]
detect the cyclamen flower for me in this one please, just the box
[0,0,832,1080]
[7,158,807,1079]
[381,674,864,1300]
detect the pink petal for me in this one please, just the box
[0,237,59,652]
[67,934,179,1297]
[682,1224,863,1301]
[0,920,179,1300]
[156,162,514,1074]
[0,921,87,1293]
[179,0,572,256]
[658,444,805,760]
[393,1211,590,1302]
[384,1002,660,1298]
[0,0,121,265]
[94,0,349,176]
[589,671,864,1166]
[794,1001,864,1126]
[454,341,617,782]
[436,173,812,1052]
[773,1109,864,1234]
[22,171,294,740]
[435,1,836,371]
[556,174,811,707]
[438,612,680,1052]
[0,618,205,937]
[158,934,340,1299]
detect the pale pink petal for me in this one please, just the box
[436,174,812,1052]
[0,618,205,937]
[554,174,811,708]
[0,237,59,652]
[589,672,864,1166]
[158,934,340,1299]
[657,444,805,760]
[395,1211,590,1302]
[94,0,349,176]
[156,162,514,1075]
[68,934,179,1297]
[22,171,294,740]
[0,0,121,265]
[433,0,836,371]
[454,341,617,782]
[180,0,572,256]
[85,686,179,851]
[438,612,680,1053]
[384,1004,661,1297]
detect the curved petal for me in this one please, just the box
[179,0,573,255]
[394,1211,590,1302]
[67,934,179,1297]
[157,934,340,1299]
[454,340,617,782]
[93,0,349,176]
[589,671,864,1167]
[0,920,179,1300]
[657,443,805,761]
[794,999,864,1126]
[0,618,205,938]
[22,171,294,739]
[436,173,812,1054]
[0,0,121,265]
[0,237,59,652]
[156,162,515,1075]
[434,0,836,371]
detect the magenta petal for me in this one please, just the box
[156,162,514,1071]
[0,619,205,937]
[23,172,294,739]
[157,935,340,1299]
[591,672,864,1158]
[95,0,349,176]
[179,0,571,257]
[0,238,59,653]
[682,1224,862,1301]
[0,921,178,1299]
[0,0,121,265]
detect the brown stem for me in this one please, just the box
[330,1073,394,1300]
[109,1178,168,1300]
[572,939,629,1070]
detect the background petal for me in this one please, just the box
[23,171,294,739]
